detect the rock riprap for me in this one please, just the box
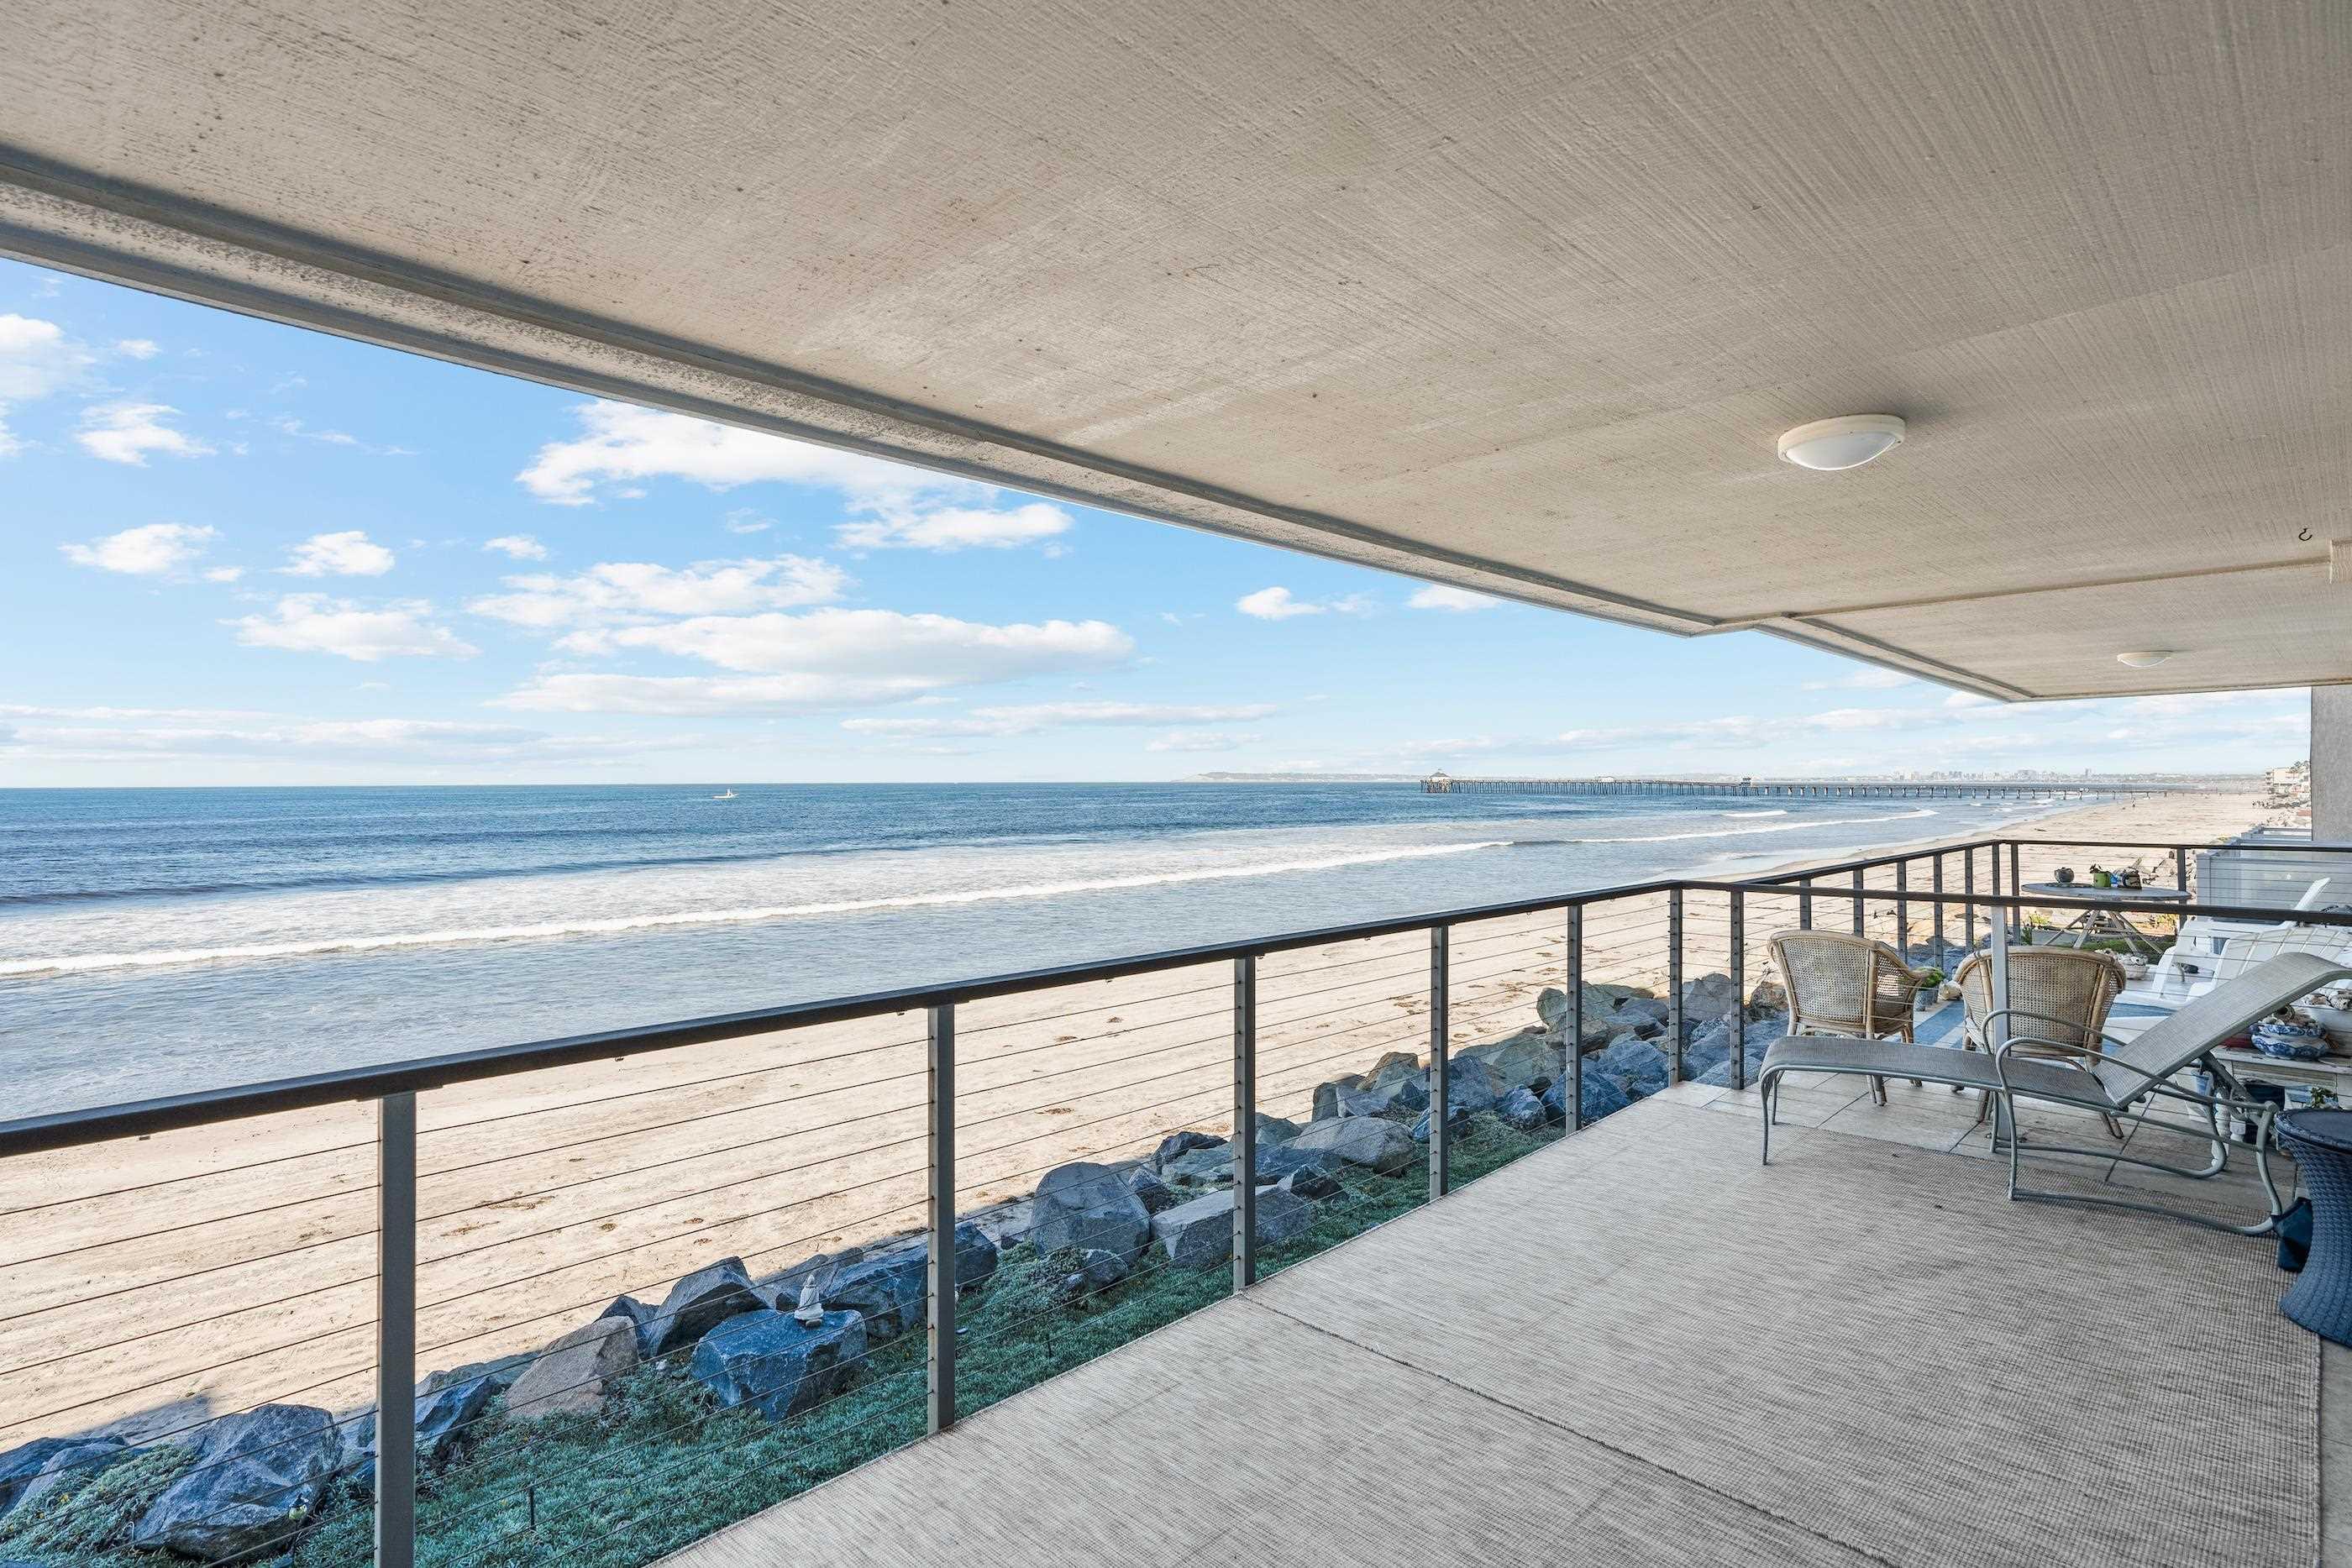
[1030,1162,1153,1264]
[690,1309,868,1422]
[1288,1115,1416,1175]
[506,1314,640,1421]
[643,1256,765,1357]
[1149,1188,1314,1271]
[128,1405,343,1563]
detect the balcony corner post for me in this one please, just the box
[1567,904,1585,1130]
[927,1002,956,1436]
[375,1091,418,1568]
[1232,955,1257,1292]
[1667,888,1685,1084]
[1429,925,1450,1200]
[1730,889,1747,1093]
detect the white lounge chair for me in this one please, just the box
[2128,877,2348,1009]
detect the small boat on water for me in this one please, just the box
[711,788,738,800]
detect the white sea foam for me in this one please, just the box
[1569,808,1935,846]
[0,839,1513,978]
[1718,809,1788,819]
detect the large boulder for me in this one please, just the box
[690,1309,867,1421]
[1410,1104,1473,1144]
[1441,1057,1500,1113]
[349,1374,496,1492]
[1291,1115,1416,1174]
[1030,1162,1152,1266]
[1456,1030,1551,1090]
[1123,1165,1180,1214]
[507,1314,639,1421]
[0,1435,128,1520]
[1541,1072,1633,1126]
[1615,996,1672,1030]
[1152,1130,1227,1172]
[1253,1141,1342,1186]
[1589,1036,1671,1101]
[129,1405,342,1562]
[1149,1188,1314,1271]
[1047,1248,1131,1307]
[1336,1072,1427,1120]
[1310,1074,1368,1121]
[757,1248,862,1313]
[824,1248,929,1342]
[1495,1086,1548,1131]
[1279,1163,1344,1200]
[644,1257,764,1357]
[1537,983,1625,1041]
[423,1353,532,1397]
[1364,1050,1422,1085]
[1161,1145,1241,1188]
[1681,973,1740,1023]
[1254,1112,1304,1145]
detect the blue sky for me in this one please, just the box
[0,256,2309,786]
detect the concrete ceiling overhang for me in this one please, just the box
[3,1,2347,702]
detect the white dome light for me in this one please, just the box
[2116,650,2178,669]
[1777,414,1907,471]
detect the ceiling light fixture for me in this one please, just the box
[2116,650,2178,669]
[1777,414,1907,471]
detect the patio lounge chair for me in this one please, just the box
[1758,950,2352,1233]
[1955,946,2126,1136]
[2129,877,2349,1009]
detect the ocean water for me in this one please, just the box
[0,784,2064,1117]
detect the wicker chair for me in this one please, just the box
[1956,946,2127,1136]
[1767,930,1929,1105]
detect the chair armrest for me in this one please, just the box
[1977,1007,2124,1053]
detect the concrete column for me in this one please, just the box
[2316,687,2352,842]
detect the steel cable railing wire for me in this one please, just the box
[0,1175,379,1272]
[1247,963,1436,1025]
[0,1217,380,1332]
[414,1104,927,1228]
[410,1191,935,1366]
[0,1264,381,1382]
[953,972,1228,1039]
[949,1024,1240,1116]
[955,1108,1238,1201]
[417,1131,930,1271]
[415,1059,934,1186]
[412,1171,932,1327]
[416,1033,927,1140]
[0,1133,375,1221]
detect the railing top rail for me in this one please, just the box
[1679,878,2352,926]
[1992,836,2352,854]
[15,831,2350,1160]
[0,875,1688,1158]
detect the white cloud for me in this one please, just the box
[269,414,360,447]
[482,534,550,561]
[281,530,396,577]
[0,313,92,456]
[76,401,215,465]
[722,509,774,535]
[1406,585,1502,612]
[60,522,218,575]
[497,610,1131,713]
[519,400,979,510]
[606,608,1130,676]
[113,338,161,359]
[202,566,245,584]
[837,501,1073,553]
[229,595,476,661]
[1236,586,1372,620]
[470,554,848,630]
[1146,730,1260,753]
[843,700,1275,738]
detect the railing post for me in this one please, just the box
[1987,901,2013,1149]
[1964,849,1977,952]
[375,1092,417,1568]
[1850,868,1866,937]
[1231,956,1257,1292]
[1566,904,1585,1130]
[2007,842,2023,941]
[2175,844,2192,894]
[1798,875,1813,931]
[927,1003,956,1435]
[1729,889,1746,1091]
[1931,852,1945,964]
[1667,888,1685,1083]
[1894,860,1910,963]
[1428,925,1450,1199]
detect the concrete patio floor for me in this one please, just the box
[665,1067,2335,1568]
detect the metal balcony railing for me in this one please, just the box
[3,836,2349,1567]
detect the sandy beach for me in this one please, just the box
[0,786,2282,1453]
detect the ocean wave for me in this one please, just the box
[1566,808,1936,846]
[1718,809,1788,819]
[0,839,1512,978]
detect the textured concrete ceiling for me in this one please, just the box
[3,0,2346,700]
